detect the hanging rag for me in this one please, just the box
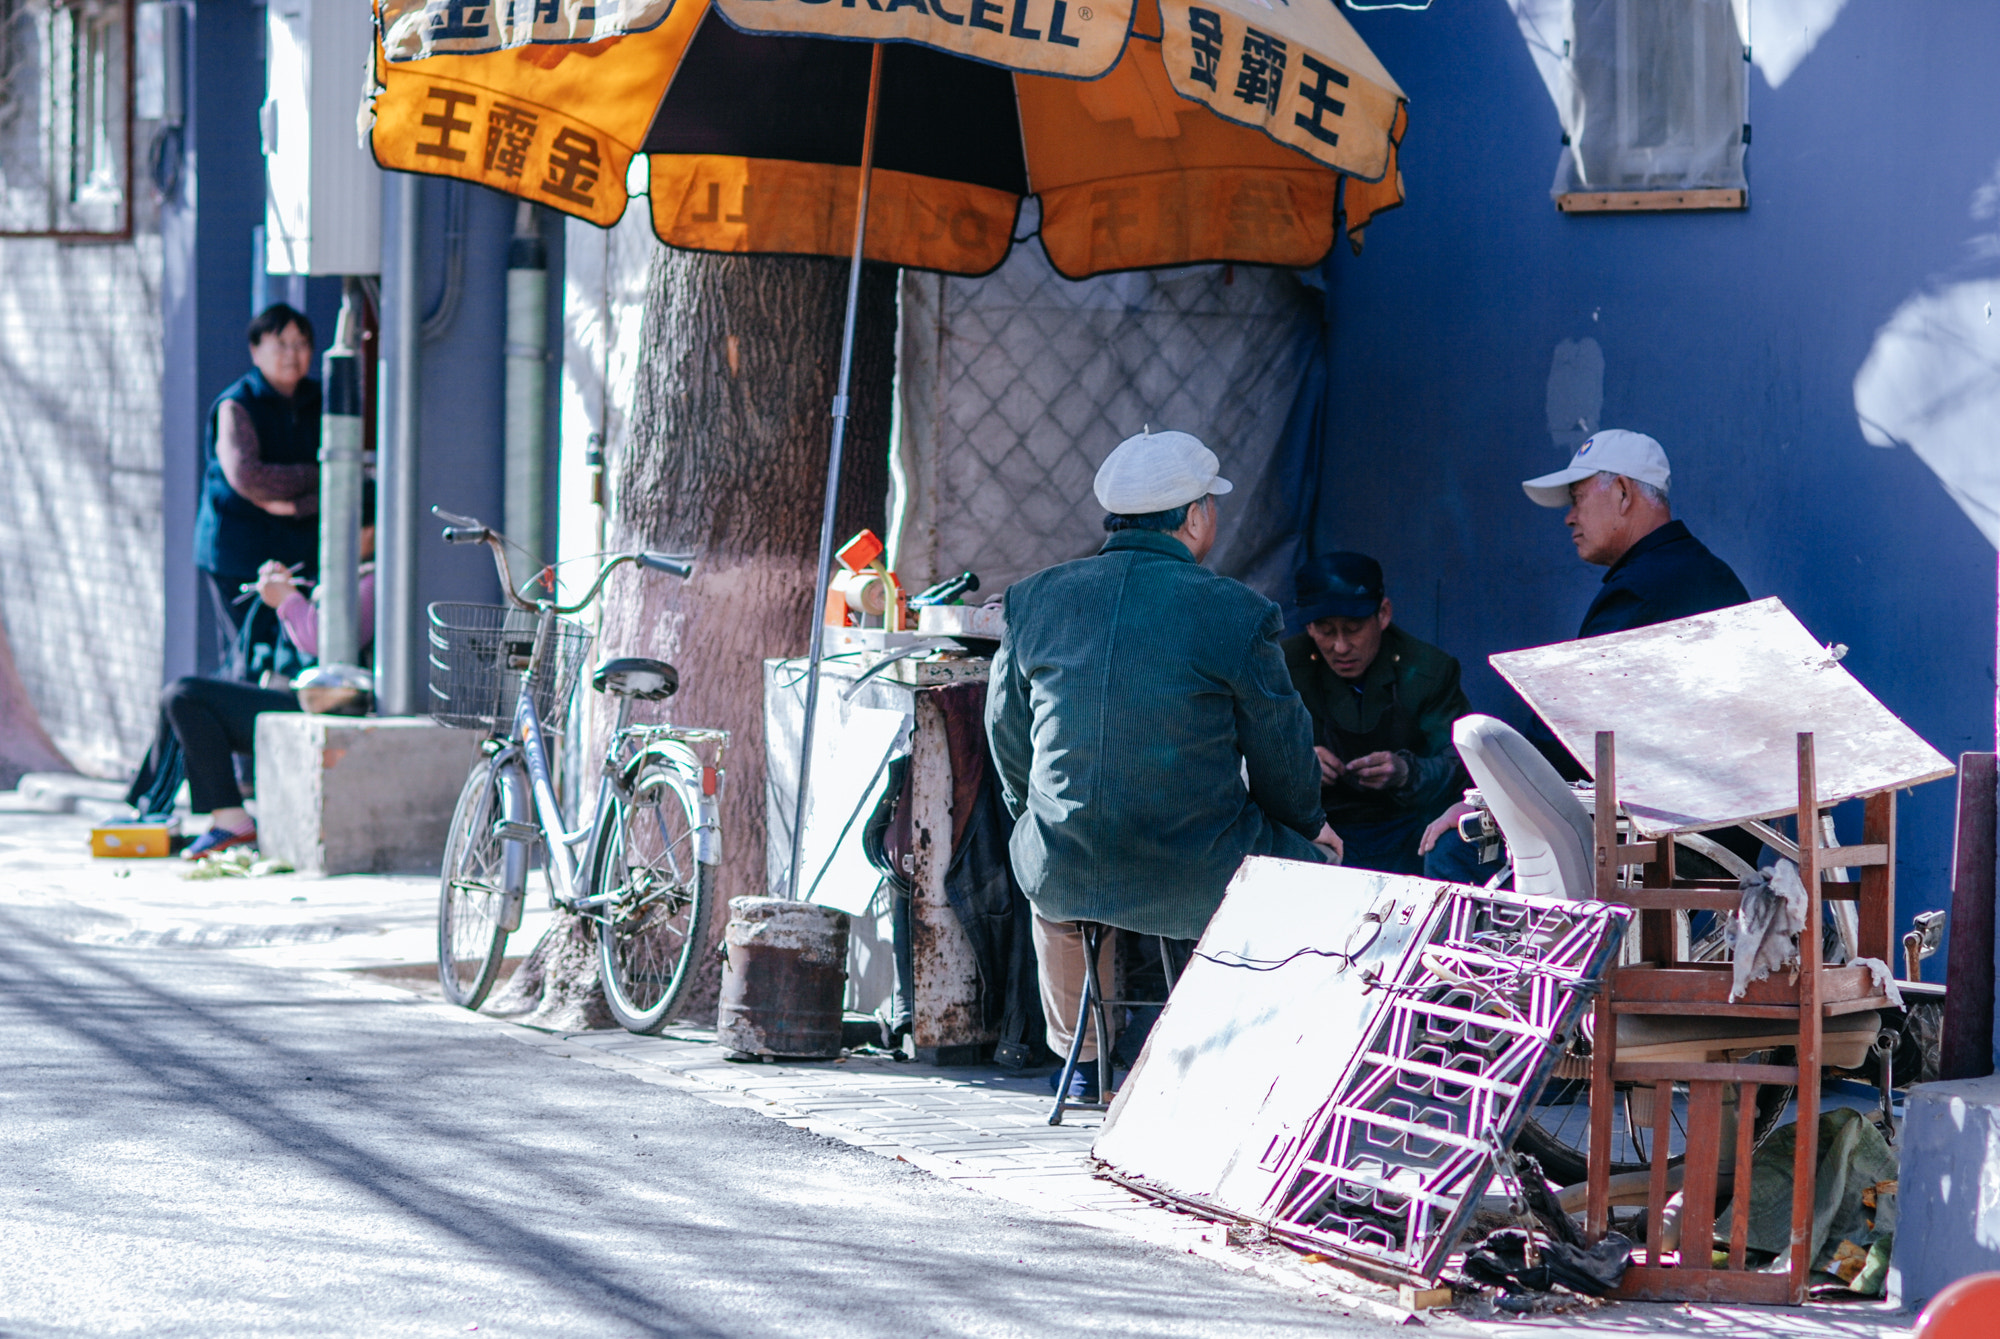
[1728,859,1809,1002]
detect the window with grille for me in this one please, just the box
[0,0,130,237]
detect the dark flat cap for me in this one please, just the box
[1293,552,1384,625]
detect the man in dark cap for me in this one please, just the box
[1283,552,1473,876]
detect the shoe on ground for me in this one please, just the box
[1047,1065,1101,1103]
[181,825,256,860]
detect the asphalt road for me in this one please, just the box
[0,904,1388,1339]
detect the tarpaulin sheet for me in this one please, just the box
[892,236,1329,603]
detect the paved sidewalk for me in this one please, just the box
[347,993,1917,1337]
[1,787,1918,1335]
[0,786,552,971]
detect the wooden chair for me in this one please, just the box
[1584,730,1897,1305]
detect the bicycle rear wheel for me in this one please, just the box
[593,770,710,1034]
[438,757,528,1009]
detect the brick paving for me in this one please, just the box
[348,992,1916,1337]
[1,795,1917,1335]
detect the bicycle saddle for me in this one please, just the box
[592,657,679,700]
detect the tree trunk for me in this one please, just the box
[497,250,896,1028]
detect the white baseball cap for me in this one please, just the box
[1094,428,1234,514]
[1521,429,1672,508]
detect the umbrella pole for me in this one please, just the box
[789,42,885,900]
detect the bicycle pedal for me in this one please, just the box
[492,820,541,846]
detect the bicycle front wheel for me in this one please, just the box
[593,769,711,1034]
[438,757,527,1009]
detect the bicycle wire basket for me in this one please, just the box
[427,603,595,731]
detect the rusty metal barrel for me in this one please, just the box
[716,897,850,1058]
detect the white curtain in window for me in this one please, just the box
[1510,0,1749,197]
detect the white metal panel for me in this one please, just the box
[1490,597,1955,837]
[1096,859,1630,1285]
[1094,859,1442,1215]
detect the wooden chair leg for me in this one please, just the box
[1679,1081,1724,1269]
[1595,731,1618,902]
[1728,1081,1758,1271]
[1646,1087,1674,1262]
[1587,988,1615,1242]
[1788,733,1825,1301]
[1858,790,1896,965]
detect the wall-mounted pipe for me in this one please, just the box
[318,278,365,669]
[503,200,548,590]
[376,173,421,716]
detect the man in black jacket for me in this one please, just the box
[1521,428,1748,639]
[1423,430,1750,880]
[1282,552,1472,876]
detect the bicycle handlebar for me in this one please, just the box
[430,507,696,615]
[638,551,696,578]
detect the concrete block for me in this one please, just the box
[1892,1074,2000,1304]
[254,715,481,875]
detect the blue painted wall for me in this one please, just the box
[161,0,269,681]
[1317,0,2000,932]
[374,177,567,705]
[412,176,513,612]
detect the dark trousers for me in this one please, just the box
[1423,824,1507,886]
[1334,809,1432,876]
[156,676,298,813]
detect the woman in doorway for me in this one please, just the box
[193,303,321,677]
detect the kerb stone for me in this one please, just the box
[255,715,479,875]
[1893,1073,2000,1304]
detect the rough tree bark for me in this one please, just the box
[491,250,896,1029]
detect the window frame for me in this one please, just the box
[0,0,133,241]
[1553,0,1749,215]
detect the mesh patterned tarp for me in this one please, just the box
[893,233,1323,604]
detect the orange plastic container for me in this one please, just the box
[90,822,177,858]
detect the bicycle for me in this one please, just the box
[426,508,730,1033]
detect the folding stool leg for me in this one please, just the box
[1048,924,1104,1127]
[1082,925,1114,1107]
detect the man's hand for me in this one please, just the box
[256,561,300,610]
[1419,801,1478,856]
[1348,750,1410,791]
[1314,746,1346,786]
[1312,823,1345,863]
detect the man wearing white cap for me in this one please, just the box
[1423,430,1751,878]
[1520,428,1748,639]
[986,429,1341,1095]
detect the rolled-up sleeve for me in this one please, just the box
[983,598,1033,821]
[1233,605,1327,840]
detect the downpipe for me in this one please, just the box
[504,201,548,591]
[318,279,366,670]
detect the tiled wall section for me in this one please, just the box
[0,234,165,777]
